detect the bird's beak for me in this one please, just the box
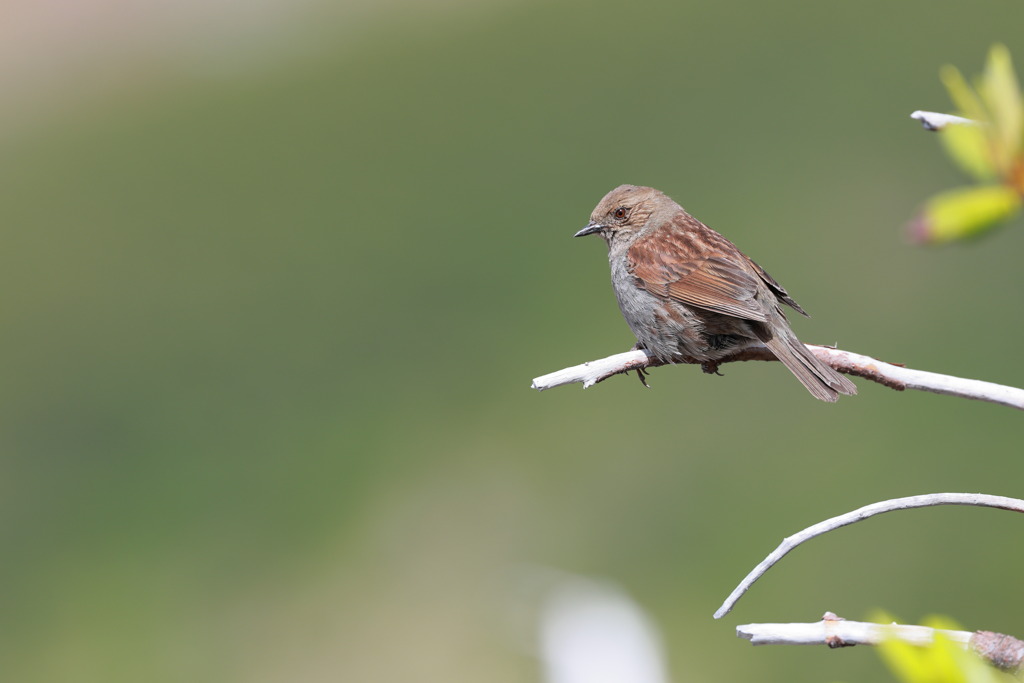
[574,222,605,238]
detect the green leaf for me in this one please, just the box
[980,44,1023,173]
[874,613,1008,683]
[939,120,997,181]
[941,64,987,123]
[910,185,1021,244]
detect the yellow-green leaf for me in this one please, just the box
[942,64,987,123]
[980,44,1023,168]
[939,121,997,181]
[878,637,935,683]
[910,185,1021,244]
[874,613,1008,683]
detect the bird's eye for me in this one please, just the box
[614,207,628,220]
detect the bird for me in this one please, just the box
[574,184,857,402]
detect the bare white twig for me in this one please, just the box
[531,345,1024,411]
[738,614,972,647]
[911,110,979,130]
[737,613,1024,673]
[532,349,650,390]
[714,493,1024,620]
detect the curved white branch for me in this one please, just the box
[714,493,1024,620]
[531,345,1024,411]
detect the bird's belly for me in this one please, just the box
[611,276,702,361]
[610,262,753,362]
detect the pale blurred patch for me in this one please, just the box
[539,574,673,683]
[0,0,514,137]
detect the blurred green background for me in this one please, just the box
[2,1,1023,681]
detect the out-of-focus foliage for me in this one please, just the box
[912,45,1024,244]
[875,614,1014,683]
[912,184,1021,243]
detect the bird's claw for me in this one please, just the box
[701,360,724,376]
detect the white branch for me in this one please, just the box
[714,493,1024,620]
[738,614,972,647]
[531,345,1024,411]
[825,347,1024,408]
[532,349,650,390]
[737,613,1024,673]
[910,110,979,130]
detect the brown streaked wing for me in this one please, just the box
[747,258,809,317]
[627,216,769,322]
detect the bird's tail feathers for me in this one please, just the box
[764,331,857,403]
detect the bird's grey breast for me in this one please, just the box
[608,248,680,358]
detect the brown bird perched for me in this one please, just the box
[575,184,857,402]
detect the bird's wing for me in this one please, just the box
[627,221,770,322]
[747,259,809,317]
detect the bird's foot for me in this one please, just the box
[701,360,724,376]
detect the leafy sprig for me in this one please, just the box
[911,45,1024,244]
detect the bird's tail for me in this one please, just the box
[763,329,857,402]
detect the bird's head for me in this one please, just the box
[574,184,664,245]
